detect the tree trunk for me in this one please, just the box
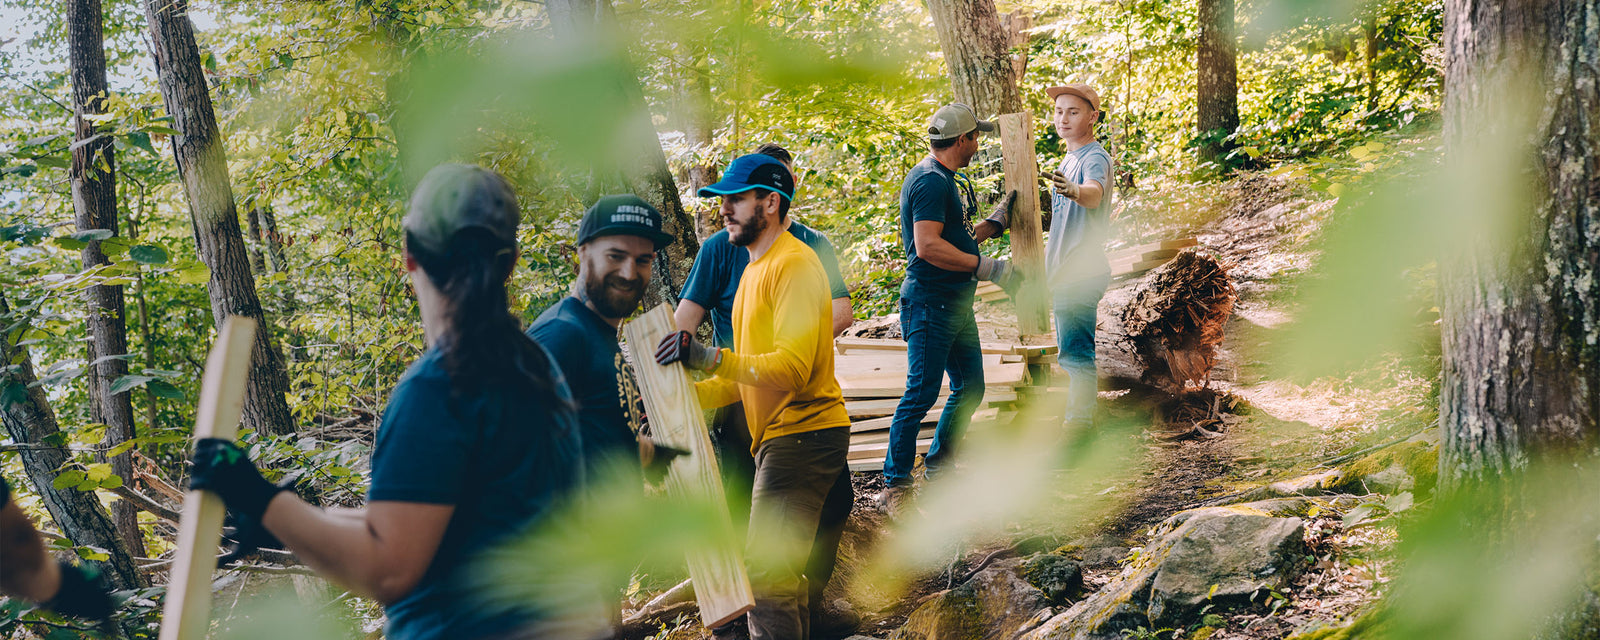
[67,0,145,558]
[143,0,296,437]
[1439,0,1599,485]
[0,293,144,590]
[681,44,722,241]
[1196,0,1239,165]
[923,0,1024,118]
[246,207,268,274]
[545,0,700,309]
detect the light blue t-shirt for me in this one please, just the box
[1045,141,1113,288]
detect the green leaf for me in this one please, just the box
[100,474,123,489]
[70,229,114,242]
[74,546,110,562]
[33,154,69,169]
[141,125,183,136]
[3,163,37,177]
[128,244,169,265]
[1386,491,1414,513]
[125,131,158,156]
[100,237,133,256]
[147,380,185,400]
[52,470,86,490]
[108,374,158,395]
[176,263,211,284]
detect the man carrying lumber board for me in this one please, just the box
[878,103,1021,515]
[186,164,606,639]
[655,153,851,640]
[1041,84,1115,428]
[672,144,858,639]
[530,194,677,481]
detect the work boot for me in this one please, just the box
[875,484,914,519]
[710,616,750,640]
[809,598,862,639]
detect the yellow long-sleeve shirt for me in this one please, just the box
[695,231,850,452]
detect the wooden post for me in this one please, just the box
[621,304,755,628]
[999,112,1049,342]
[159,316,257,640]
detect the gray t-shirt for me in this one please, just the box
[1045,141,1113,287]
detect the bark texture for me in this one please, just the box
[546,0,700,308]
[67,0,146,558]
[924,0,1024,118]
[144,0,296,436]
[0,293,143,590]
[1439,0,1599,483]
[1196,0,1239,165]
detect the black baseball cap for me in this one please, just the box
[697,154,795,201]
[577,194,675,249]
[403,164,521,253]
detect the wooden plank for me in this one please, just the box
[836,337,1049,357]
[999,112,1049,341]
[160,317,257,640]
[837,363,1030,395]
[849,438,932,461]
[621,304,754,629]
[850,408,1001,437]
[845,389,1018,419]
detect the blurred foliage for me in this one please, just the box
[0,0,1459,635]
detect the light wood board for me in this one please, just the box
[159,316,257,640]
[999,112,1049,340]
[621,304,755,628]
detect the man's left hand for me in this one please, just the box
[983,190,1018,231]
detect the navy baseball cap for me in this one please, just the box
[697,154,795,201]
[577,194,675,249]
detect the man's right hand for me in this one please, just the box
[976,256,1025,297]
[43,561,113,622]
[654,331,720,372]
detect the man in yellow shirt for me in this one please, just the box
[656,153,850,640]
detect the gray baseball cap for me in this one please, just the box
[927,103,997,140]
[403,164,520,253]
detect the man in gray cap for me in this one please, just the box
[878,103,1020,516]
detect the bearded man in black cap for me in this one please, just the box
[530,194,676,478]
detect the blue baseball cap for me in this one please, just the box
[697,154,795,201]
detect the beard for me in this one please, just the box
[583,272,647,320]
[727,209,769,247]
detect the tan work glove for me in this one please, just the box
[1044,170,1080,200]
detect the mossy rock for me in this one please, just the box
[1021,553,1085,604]
[1337,441,1438,496]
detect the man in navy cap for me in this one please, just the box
[655,153,851,640]
[879,103,1020,516]
[530,194,677,477]
[673,143,858,638]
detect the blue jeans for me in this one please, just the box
[883,297,985,486]
[1054,274,1109,426]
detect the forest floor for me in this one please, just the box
[792,171,1437,640]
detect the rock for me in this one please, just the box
[1022,508,1308,640]
[1021,553,1084,604]
[890,558,1050,640]
[1052,535,1131,568]
[1332,441,1438,496]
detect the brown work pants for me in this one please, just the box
[740,426,850,640]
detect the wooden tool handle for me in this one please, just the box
[158,316,257,640]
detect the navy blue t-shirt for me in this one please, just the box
[680,221,850,348]
[367,344,587,640]
[899,156,980,302]
[527,296,646,471]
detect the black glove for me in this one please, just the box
[638,439,690,484]
[190,438,289,531]
[654,331,721,372]
[43,560,113,622]
[218,510,287,567]
[984,190,1018,231]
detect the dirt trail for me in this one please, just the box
[814,173,1341,638]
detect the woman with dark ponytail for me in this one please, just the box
[188,164,601,639]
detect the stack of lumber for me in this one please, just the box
[834,338,1055,471]
[977,237,1198,303]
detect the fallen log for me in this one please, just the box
[1117,249,1235,393]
